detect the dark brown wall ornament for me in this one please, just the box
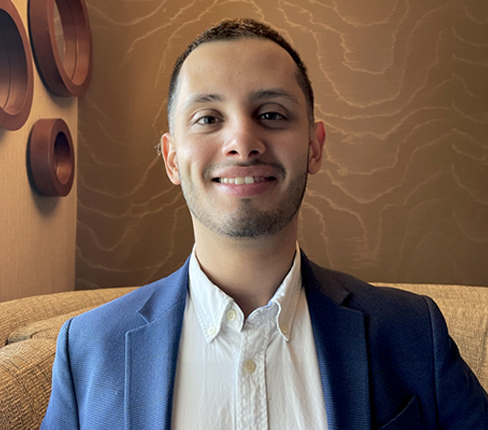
[29,118,75,196]
[0,0,34,130]
[29,0,92,97]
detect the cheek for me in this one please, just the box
[178,132,216,157]
[279,141,310,167]
[175,142,213,178]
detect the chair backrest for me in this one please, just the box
[0,287,137,430]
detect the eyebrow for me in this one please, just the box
[249,88,299,105]
[183,88,299,111]
[181,93,225,112]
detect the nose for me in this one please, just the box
[221,118,265,161]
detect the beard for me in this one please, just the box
[179,164,308,239]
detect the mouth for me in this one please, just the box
[212,176,275,184]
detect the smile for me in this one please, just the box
[214,177,271,184]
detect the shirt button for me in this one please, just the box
[226,309,237,321]
[243,359,256,374]
[207,326,216,336]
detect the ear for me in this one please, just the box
[308,121,326,175]
[161,133,181,185]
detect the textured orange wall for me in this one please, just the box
[0,0,77,302]
[77,0,488,289]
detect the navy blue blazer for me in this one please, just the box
[42,253,488,429]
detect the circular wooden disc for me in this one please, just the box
[0,0,34,130]
[29,118,75,197]
[29,0,92,97]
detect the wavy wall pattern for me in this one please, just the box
[76,0,488,289]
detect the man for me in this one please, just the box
[42,19,488,429]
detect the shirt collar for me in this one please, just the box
[189,248,233,343]
[188,243,302,343]
[269,243,302,342]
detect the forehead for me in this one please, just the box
[175,38,305,110]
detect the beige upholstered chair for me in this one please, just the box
[0,283,487,429]
[0,288,137,430]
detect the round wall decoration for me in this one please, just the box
[29,0,92,97]
[0,0,34,130]
[29,118,75,197]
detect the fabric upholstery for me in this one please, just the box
[0,287,138,347]
[0,339,55,430]
[7,307,97,344]
[0,287,137,430]
[374,283,488,306]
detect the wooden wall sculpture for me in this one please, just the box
[29,0,92,97]
[0,0,33,130]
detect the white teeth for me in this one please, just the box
[218,176,259,184]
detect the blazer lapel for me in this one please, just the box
[302,254,371,430]
[124,261,189,430]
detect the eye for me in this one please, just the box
[195,115,219,125]
[257,111,286,121]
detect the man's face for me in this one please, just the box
[162,38,324,239]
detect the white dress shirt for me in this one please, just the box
[171,245,328,430]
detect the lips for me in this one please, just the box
[210,164,281,184]
[213,176,270,184]
[209,164,282,196]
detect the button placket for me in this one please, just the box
[236,314,273,430]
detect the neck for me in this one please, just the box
[193,220,298,317]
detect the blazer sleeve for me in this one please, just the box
[41,319,80,429]
[427,297,488,428]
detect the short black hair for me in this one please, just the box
[167,18,314,130]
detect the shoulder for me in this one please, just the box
[68,260,190,337]
[302,256,435,328]
[303,256,445,368]
[305,256,429,307]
